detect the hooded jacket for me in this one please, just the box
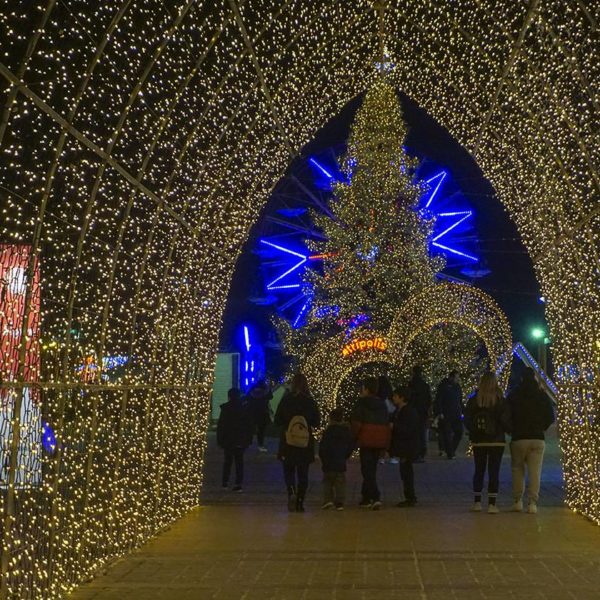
[508,380,555,441]
[350,395,391,449]
[435,378,463,422]
[217,400,254,450]
[408,374,432,421]
[319,422,355,472]
[389,403,420,459]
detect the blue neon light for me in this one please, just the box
[309,157,334,179]
[432,211,473,242]
[243,326,251,352]
[260,239,308,289]
[266,283,302,290]
[431,242,478,262]
[423,171,447,208]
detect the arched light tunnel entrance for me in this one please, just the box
[0,1,598,597]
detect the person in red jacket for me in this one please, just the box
[350,377,391,510]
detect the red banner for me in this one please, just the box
[0,245,41,406]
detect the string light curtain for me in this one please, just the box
[0,0,598,597]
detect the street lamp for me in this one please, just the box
[531,326,548,373]
[531,327,545,340]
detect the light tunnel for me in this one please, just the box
[0,1,598,597]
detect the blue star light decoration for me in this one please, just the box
[258,158,480,328]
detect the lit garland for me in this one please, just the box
[303,282,513,419]
[0,1,598,597]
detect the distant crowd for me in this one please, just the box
[217,367,555,514]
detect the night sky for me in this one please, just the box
[221,92,547,375]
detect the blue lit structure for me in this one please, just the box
[256,154,483,328]
[239,324,266,392]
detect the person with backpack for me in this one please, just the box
[350,377,391,510]
[434,370,464,459]
[274,372,320,512]
[464,372,511,513]
[217,388,254,492]
[318,407,355,510]
[390,386,420,507]
[508,368,555,514]
[408,365,432,462]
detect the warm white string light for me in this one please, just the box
[0,1,598,597]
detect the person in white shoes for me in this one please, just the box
[507,368,555,514]
[464,372,511,514]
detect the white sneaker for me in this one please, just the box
[321,501,334,510]
[488,504,500,514]
[258,446,268,453]
[512,499,523,512]
[389,457,399,464]
[528,501,538,514]
[371,500,383,511]
[470,502,482,512]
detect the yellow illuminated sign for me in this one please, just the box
[342,337,387,357]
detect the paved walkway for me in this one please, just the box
[73,428,599,599]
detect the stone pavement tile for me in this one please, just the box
[71,430,598,599]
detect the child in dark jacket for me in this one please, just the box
[319,407,355,510]
[390,386,420,506]
[217,388,254,491]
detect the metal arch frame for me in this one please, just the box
[0,1,599,596]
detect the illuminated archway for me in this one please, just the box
[0,2,598,596]
[303,283,512,415]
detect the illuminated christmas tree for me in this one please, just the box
[279,80,484,393]
[305,80,443,332]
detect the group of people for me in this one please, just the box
[216,366,555,514]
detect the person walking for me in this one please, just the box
[434,370,464,459]
[508,368,555,514]
[318,407,355,511]
[274,373,320,512]
[248,379,273,452]
[217,388,254,492]
[464,372,511,513]
[350,377,391,510]
[408,365,432,462]
[377,375,397,464]
[390,386,420,507]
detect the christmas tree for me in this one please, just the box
[279,80,483,393]
[305,80,443,333]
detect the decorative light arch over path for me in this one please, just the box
[0,1,598,596]
[303,282,513,416]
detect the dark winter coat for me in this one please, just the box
[248,384,273,426]
[350,395,391,449]
[217,400,254,450]
[274,391,320,465]
[408,374,432,422]
[389,404,420,460]
[508,381,555,441]
[319,422,355,473]
[435,378,463,423]
[464,395,511,445]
